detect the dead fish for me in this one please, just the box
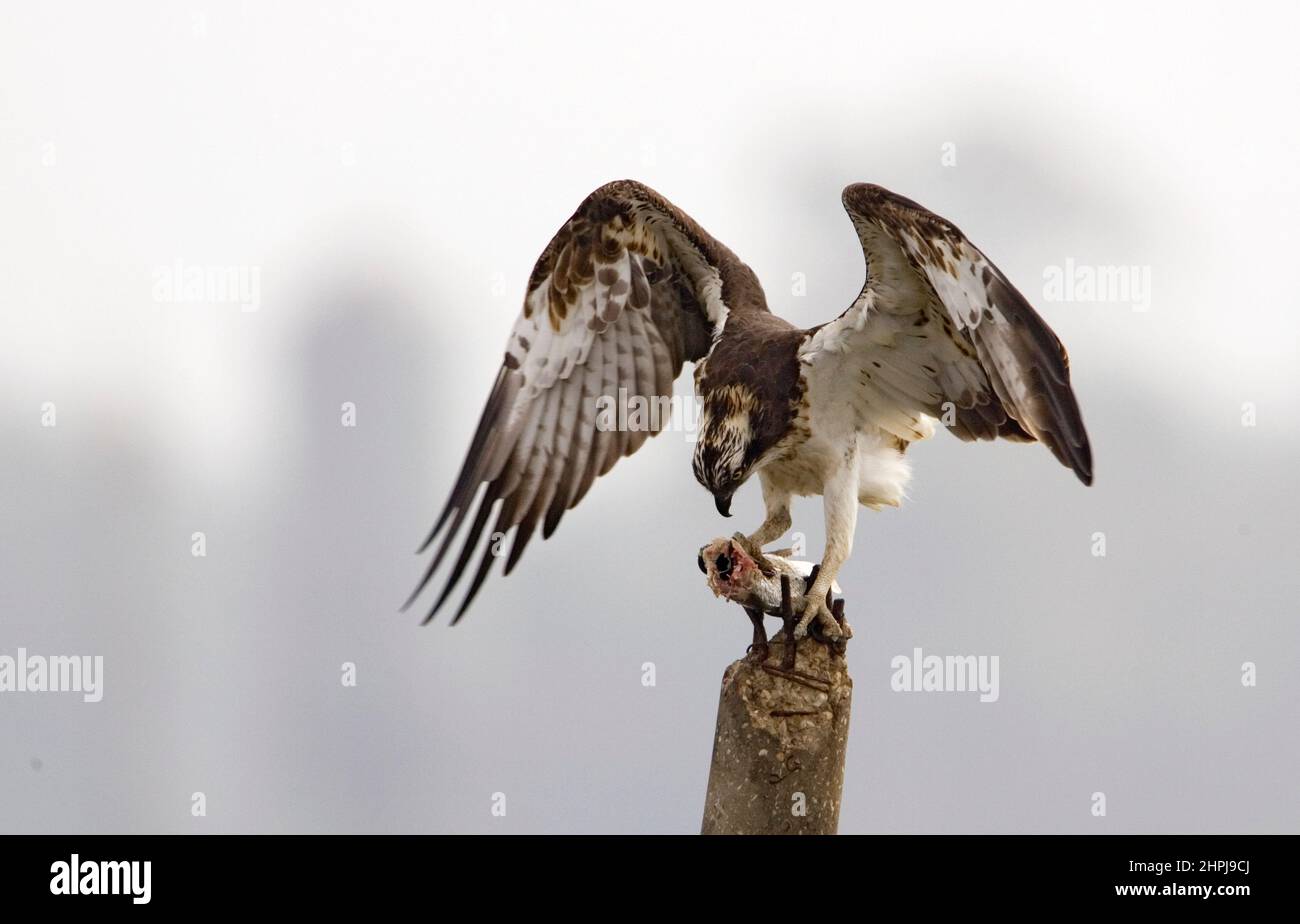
[698,534,848,640]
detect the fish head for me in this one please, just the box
[698,536,761,602]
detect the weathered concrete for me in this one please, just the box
[701,635,852,834]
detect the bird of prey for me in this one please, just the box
[407,180,1092,632]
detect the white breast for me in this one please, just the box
[759,363,920,509]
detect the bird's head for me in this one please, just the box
[692,385,759,517]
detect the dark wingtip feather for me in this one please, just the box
[415,365,516,556]
[407,484,503,625]
[401,496,477,615]
[1073,439,1094,486]
[450,534,506,625]
[423,578,460,625]
[541,508,564,539]
[416,518,444,555]
[400,579,427,615]
[502,519,537,576]
[1040,424,1093,486]
[416,496,459,554]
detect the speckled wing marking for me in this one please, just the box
[801,183,1092,484]
[407,180,746,623]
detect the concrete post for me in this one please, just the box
[701,635,852,834]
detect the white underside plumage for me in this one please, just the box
[759,348,937,511]
[744,353,937,639]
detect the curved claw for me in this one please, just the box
[832,597,853,640]
[731,531,775,575]
[794,597,827,639]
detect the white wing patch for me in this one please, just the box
[410,181,738,622]
[803,183,1092,480]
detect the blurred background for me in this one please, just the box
[1,1,1296,833]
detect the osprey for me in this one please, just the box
[408,181,1092,633]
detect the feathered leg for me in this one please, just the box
[745,471,792,549]
[795,453,858,640]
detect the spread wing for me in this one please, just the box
[801,183,1092,484]
[407,180,751,623]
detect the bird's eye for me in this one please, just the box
[715,554,732,575]
[697,554,706,574]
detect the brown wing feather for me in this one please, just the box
[808,183,1092,485]
[407,180,759,623]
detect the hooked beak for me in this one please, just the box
[714,492,733,518]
